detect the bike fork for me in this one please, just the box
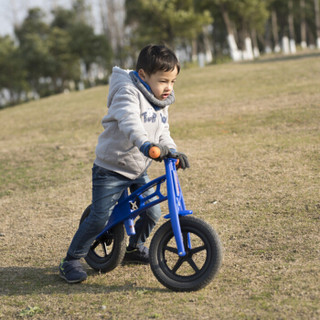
[170,211,186,256]
[165,159,192,257]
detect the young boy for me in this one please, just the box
[59,44,189,283]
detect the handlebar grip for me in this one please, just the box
[149,146,161,159]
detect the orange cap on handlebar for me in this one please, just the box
[149,146,161,159]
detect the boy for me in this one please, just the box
[59,44,189,283]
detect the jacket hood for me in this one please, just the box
[107,67,133,108]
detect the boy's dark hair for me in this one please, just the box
[136,44,180,75]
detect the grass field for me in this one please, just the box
[0,52,319,319]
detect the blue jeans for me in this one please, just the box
[67,164,161,258]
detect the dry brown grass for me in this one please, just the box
[0,52,320,319]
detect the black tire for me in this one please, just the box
[149,216,222,291]
[80,205,127,273]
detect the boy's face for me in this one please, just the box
[138,67,178,101]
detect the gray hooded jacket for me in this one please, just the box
[94,67,177,179]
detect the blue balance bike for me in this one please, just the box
[80,148,222,291]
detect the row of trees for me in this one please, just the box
[0,1,112,107]
[1,0,320,107]
[123,0,320,63]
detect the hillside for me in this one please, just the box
[0,53,319,319]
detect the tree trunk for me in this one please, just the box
[306,23,315,47]
[315,0,320,49]
[99,0,108,35]
[191,39,198,62]
[271,10,280,52]
[300,0,307,49]
[243,36,254,60]
[282,36,290,54]
[264,19,273,53]
[220,4,242,61]
[103,0,125,64]
[288,0,296,53]
[251,29,260,58]
[202,26,213,64]
[239,27,254,60]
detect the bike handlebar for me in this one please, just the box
[149,146,161,159]
[149,146,180,167]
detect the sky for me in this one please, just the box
[0,0,102,37]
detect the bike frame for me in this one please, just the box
[95,158,192,257]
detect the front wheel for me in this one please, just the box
[149,216,222,291]
[80,205,127,273]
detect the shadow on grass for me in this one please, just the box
[0,266,167,296]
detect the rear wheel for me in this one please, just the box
[150,216,222,291]
[80,205,127,272]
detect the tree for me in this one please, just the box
[267,0,315,53]
[125,0,212,53]
[233,0,269,58]
[14,8,51,95]
[300,0,307,49]
[51,5,113,83]
[219,1,242,61]
[288,0,297,53]
[315,0,320,48]
[271,6,281,52]
[204,0,268,61]
[0,36,28,106]
[99,0,126,65]
[46,27,81,93]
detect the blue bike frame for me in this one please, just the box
[95,158,192,257]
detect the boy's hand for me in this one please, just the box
[140,142,170,161]
[168,150,190,169]
[140,142,190,169]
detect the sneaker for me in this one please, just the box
[59,258,87,284]
[123,246,149,264]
